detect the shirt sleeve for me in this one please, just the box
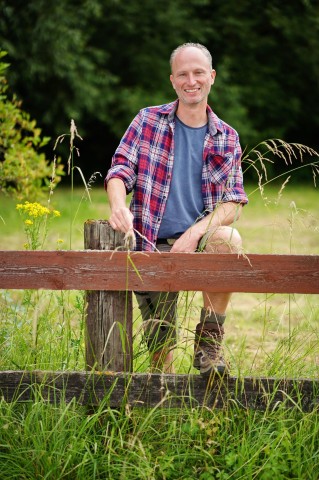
[221,138,248,205]
[104,111,143,193]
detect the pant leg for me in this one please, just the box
[134,242,179,352]
[134,290,179,352]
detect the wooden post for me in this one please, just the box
[84,220,133,372]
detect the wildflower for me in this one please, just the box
[26,202,50,218]
[56,238,64,250]
[16,201,57,218]
[16,201,61,250]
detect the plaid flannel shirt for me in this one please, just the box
[105,100,248,251]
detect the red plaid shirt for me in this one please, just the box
[105,100,248,251]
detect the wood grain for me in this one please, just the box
[0,370,318,411]
[84,220,133,372]
[1,250,318,293]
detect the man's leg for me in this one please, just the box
[135,290,178,373]
[203,225,242,311]
[194,226,243,375]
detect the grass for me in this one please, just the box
[0,397,318,479]
[0,181,318,478]
[1,181,318,253]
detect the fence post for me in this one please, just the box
[84,220,133,372]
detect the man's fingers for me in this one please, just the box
[109,207,133,233]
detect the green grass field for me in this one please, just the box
[1,181,318,254]
[0,182,318,478]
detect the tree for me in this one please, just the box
[0,0,212,176]
[1,0,318,180]
[0,52,62,200]
[201,0,319,151]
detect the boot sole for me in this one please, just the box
[200,364,229,376]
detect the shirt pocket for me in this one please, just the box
[207,153,233,186]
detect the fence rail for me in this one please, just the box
[0,370,318,412]
[1,221,318,411]
[1,250,319,294]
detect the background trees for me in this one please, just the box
[1,0,318,182]
[0,52,63,199]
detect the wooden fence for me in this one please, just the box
[0,220,318,411]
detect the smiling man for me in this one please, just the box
[105,43,248,375]
[170,44,216,110]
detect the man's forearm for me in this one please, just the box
[106,178,133,233]
[107,178,127,211]
[194,202,243,238]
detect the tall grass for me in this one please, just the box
[0,137,319,477]
[0,184,318,375]
[0,395,318,478]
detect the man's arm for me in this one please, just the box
[107,178,134,234]
[171,201,243,253]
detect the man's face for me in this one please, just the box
[170,47,216,107]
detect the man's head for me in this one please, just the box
[170,43,213,72]
[170,43,216,107]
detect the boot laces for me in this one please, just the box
[199,329,223,359]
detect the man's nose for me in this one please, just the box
[187,73,196,85]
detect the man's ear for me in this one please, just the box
[170,74,176,90]
[211,69,216,85]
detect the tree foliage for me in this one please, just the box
[0,52,63,200]
[0,0,318,180]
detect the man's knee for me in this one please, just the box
[203,226,242,254]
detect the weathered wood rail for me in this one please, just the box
[0,371,318,412]
[1,250,318,294]
[0,220,318,411]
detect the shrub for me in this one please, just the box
[0,51,63,200]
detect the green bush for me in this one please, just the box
[0,51,63,200]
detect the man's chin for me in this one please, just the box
[180,97,205,106]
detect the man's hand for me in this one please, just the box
[170,227,201,253]
[109,206,134,234]
[107,178,134,233]
[171,202,243,253]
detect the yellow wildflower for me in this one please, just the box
[16,201,59,218]
[24,219,33,226]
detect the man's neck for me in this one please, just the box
[175,102,208,128]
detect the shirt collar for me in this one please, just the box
[158,100,222,136]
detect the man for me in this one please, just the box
[105,43,248,375]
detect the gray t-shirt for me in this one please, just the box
[158,116,207,238]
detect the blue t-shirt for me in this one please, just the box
[158,116,207,238]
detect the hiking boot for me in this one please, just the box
[193,322,229,376]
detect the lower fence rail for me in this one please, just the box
[0,371,318,412]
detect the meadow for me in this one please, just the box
[0,180,318,479]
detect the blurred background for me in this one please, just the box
[1,0,319,187]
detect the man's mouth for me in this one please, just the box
[185,88,200,93]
